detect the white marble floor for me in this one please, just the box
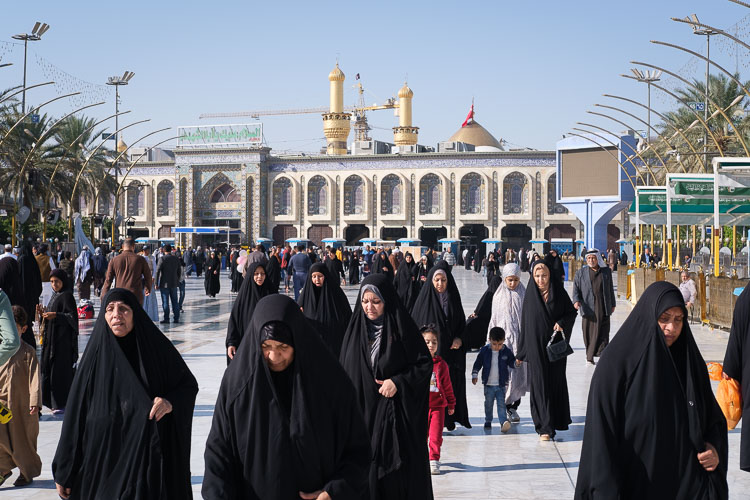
[3,267,750,499]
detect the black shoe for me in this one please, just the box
[173,317,180,323]
[13,475,32,487]
[483,422,491,429]
[446,421,456,431]
[160,319,170,324]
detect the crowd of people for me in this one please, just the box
[0,236,747,498]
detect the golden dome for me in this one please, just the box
[448,121,504,151]
[116,137,127,153]
[328,64,345,82]
[398,84,413,98]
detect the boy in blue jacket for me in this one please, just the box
[472,327,516,432]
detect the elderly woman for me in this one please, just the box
[340,274,433,500]
[576,282,728,498]
[38,269,78,414]
[204,294,370,500]
[298,262,352,359]
[412,261,470,430]
[226,262,271,364]
[487,263,527,423]
[517,260,576,441]
[53,288,197,499]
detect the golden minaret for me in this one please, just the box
[322,63,351,155]
[393,83,418,146]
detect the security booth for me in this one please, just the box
[396,238,424,259]
[438,238,460,257]
[158,237,175,248]
[481,238,502,252]
[575,239,585,259]
[529,239,547,256]
[135,237,159,250]
[172,226,242,250]
[321,237,346,250]
[359,238,378,249]
[255,237,273,249]
[285,238,313,249]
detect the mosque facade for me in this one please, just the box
[105,65,628,251]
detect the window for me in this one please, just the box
[157,180,175,216]
[127,182,145,217]
[308,175,328,215]
[381,174,402,215]
[210,183,240,203]
[419,174,442,215]
[547,174,568,214]
[503,172,529,215]
[460,173,484,214]
[344,175,364,215]
[272,177,293,216]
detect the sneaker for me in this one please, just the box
[508,408,520,423]
[501,420,511,433]
[483,421,491,429]
[160,319,170,324]
[430,460,440,475]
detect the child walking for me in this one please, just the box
[472,326,515,432]
[0,306,41,487]
[422,324,455,476]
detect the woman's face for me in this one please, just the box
[432,273,448,293]
[253,267,266,286]
[105,300,134,338]
[505,275,520,290]
[533,265,550,292]
[262,339,294,372]
[405,254,413,263]
[421,257,427,266]
[311,271,325,287]
[361,290,385,320]
[50,276,63,293]
[658,306,684,347]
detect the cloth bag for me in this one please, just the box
[716,377,742,430]
[546,330,573,362]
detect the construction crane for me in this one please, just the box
[198,80,398,143]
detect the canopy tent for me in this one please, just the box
[437,238,461,243]
[480,238,502,244]
[397,238,421,244]
[172,226,243,247]
[359,238,378,244]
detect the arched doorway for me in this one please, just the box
[344,224,369,246]
[544,224,576,254]
[419,226,447,250]
[273,224,297,246]
[459,224,489,264]
[308,224,333,247]
[381,226,407,241]
[607,224,621,253]
[501,224,532,252]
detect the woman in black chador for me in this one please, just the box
[576,281,728,499]
[297,262,352,359]
[516,260,576,441]
[349,251,361,285]
[204,250,221,297]
[39,269,78,413]
[226,261,270,364]
[230,248,243,293]
[53,288,198,499]
[372,251,394,280]
[340,274,433,500]
[394,252,418,312]
[411,260,471,430]
[203,294,371,500]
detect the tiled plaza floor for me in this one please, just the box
[4,266,750,498]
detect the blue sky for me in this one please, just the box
[2,0,749,152]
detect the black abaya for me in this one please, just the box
[372,253,394,280]
[205,255,221,296]
[349,255,360,285]
[203,294,370,500]
[411,260,471,429]
[226,261,270,364]
[265,254,281,293]
[41,274,78,410]
[298,262,352,358]
[340,274,433,500]
[18,243,41,346]
[516,260,576,438]
[465,275,503,350]
[52,288,198,499]
[723,284,750,471]
[577,282,728,499]
[230,250,243,293]
[394,256,418,312]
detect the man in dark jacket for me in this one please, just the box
[155,244,182,323]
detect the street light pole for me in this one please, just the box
[684,14,718,166]
[12,22,50,114]
[105,71,135,245]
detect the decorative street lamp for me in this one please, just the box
[12,22,50,114]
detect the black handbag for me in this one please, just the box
[546,330,573,362]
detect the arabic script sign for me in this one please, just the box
[178,123,262,148]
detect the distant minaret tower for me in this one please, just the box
[393,83,418,146]
[323,63,351,155]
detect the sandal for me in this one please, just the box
[0,471,12,486]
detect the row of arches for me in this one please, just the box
[125,180,176,218]
[272,172,568,217]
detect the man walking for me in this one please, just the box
[183,246,194,276]
[155,244,181,323]
[573,249,616,365]
[101,238,153,306]
[288,245,312,300]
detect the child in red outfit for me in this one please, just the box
[421,324,455,476]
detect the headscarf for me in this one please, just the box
[576,281,728,498]
[394,257,418,311]
[372,252,394,280]
[585,248,607,269]
[297,262,352,359]
[74,247,92,283]
[52,289,198,499]
[464,274,503,349]
[339,274,432,499]
[411,261,465,356]
[203,294,370,500]
[50,268,72,293]
[226,262,271,358]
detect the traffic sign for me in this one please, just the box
[101,132,115,141]
[688,102,705,112]
[30,114,40,123]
